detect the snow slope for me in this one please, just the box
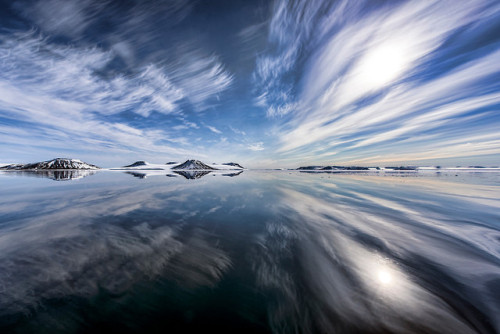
[109,159,245,178]
[210,162,245,170]
[0,158,100,170]
[172,160,216,170]
[113,159,245,171]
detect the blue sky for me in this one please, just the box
[0,0,499,168]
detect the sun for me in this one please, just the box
[377,269,393,285]
[356,42,409,89]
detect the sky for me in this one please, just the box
[0,0,499,168]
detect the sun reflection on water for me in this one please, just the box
[377,268,393,285]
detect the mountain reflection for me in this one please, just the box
[126,171,149,179]
[0,171,498,333]
[123,170,244,179]
[0,169,97,181]
[174,170,212,179]
[222,171,244,177]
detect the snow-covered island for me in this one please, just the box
[114,159,245,171]
[0,158,245,171]
[294,165,500,172]
[0,158,246,180]
[0,158,100,170]
[113,159,245,179]
[296,165,371,171]
[2,158,498,175]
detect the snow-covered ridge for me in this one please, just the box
[124,161,148,167]
[0,158,100,170]
[172,160,216,170]
[108,159,245,179]
[295,165,500,172]
[297,166,370,171]
[221,162,244,169]
[113,159,245,171]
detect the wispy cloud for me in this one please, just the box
[253,0,349,118]
[205,125,222,134]
[172,48,233,110]
[0,32,181,117]
[0,30,234,159]
[0,32,233,117]
[229,126,246,136]
[248,142,264,151]
[14,0,104,37]
[256,0,500,165]
[16,0,234,112]
[14,0,193,40]
[0,0,498,166]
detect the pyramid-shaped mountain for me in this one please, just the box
[172,160,217,170]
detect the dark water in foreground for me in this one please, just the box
[0,170,499,334]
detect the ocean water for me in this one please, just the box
[0,170,499,334]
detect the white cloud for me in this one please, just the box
[266,102,296,118]
[0,32,185,117]
[0,34,194,156]
[229,126,246,136]
[0,30,236,158]
[206,125,222,134]
[15,0,102,37]
[259,0,500,164]
[248,142,264,151]
[167,44,234,110]
[278,48,500,153]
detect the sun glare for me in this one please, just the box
[377,269,393,285]
[357,42,409,89]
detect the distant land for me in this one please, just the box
[294,165,499,171]
[0,158,247,172]
[1,158,499,172]
[115,159,245,171]
[0,158,100,170]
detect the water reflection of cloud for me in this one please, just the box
[0,172,498,333]
[0,223,231,318]
[119,170,244,179]
[249,176,499,333]
[0,176,233,321]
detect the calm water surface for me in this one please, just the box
[0,170,499,333]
